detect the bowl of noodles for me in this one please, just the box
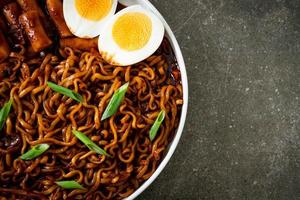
[0,0,188,199]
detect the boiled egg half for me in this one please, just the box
[63,0,118,38]
[98,5,165,66]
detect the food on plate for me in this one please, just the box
[17,0,45,17]
[98,5,164,66]
[0,0,183,199]
[59,37,98,50]
[63,0,118,38]
[0,16,8,32]
[0,30,9,62]
[3,2,25,44]
[0,0,13,9]
[19,11,52,52]
[46,0,73,38]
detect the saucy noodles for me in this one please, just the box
[0,0,183,199]
[0,39,183,199]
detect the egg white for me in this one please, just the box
[98,5,165,66]
[63,0,118,38]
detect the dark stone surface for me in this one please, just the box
[139,0,300,200]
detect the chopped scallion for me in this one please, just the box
[72,130,110,157]
[21,144,50,160]
[101,82,129,121]
[0,99,13,130]
[56,180,85,190]
[47,81,83,103]
[149,110,166,141]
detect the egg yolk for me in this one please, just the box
[112,12,152,51]
[75,0,112,21]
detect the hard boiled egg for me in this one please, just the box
[98,5,165,66]
[63,0,118,38]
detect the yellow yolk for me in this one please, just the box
[75,0,112,21]
[112,12,152,51]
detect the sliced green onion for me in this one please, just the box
[72,130,110,157]
[47,81,83,103]
[21,144,50,160]
[0,99,13,130]
[56,180,85,190]
[149,110,166,141]
[101,82,129,121]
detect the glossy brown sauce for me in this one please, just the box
[0,1,183,199]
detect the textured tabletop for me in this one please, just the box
[140,0,300,200]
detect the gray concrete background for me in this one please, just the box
[139,0,300,200]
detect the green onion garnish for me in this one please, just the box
[47,81,83,103]
[72,130,110,157]
[101,82,129,121]
[21,144,50,160]
[0,99,13,130]
[149,110,166,141]
[56,180,85,190]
